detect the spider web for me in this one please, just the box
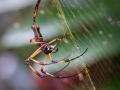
[33,0,120,90]
[0,0,119,90]
[52,0,95,90]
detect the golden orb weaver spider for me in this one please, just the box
[25,0,88,79]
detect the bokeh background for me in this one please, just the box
[0,0,120,90]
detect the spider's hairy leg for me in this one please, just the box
[30,38,45,45]
[30,38,35,42]
[69,48,88,61]
[40,53,82,79]
[48,38,62,44]
[25,48,47,78]
[44,48,88,65]
[41,54,48,71]
[29,48,88,66]
[27,62,44,78]
[57,48,88,63]
[40,54,62,78]
[41,65,83,79]
[48,53,68,63]
[28,54,71,78]
[25,47,45,78]
[27,60,82,79]
[47,54,71,76]
[48,54,54,62]
[43,61,70,77]
[25,47,44,65]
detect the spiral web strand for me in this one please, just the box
[53,0,96,90]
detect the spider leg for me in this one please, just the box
[40,54,62,78]
[25,47,45,78]
[58,48,88,63]
[69,48,88,61]
[29,53,71,65]
[29,48,87,66]
[25,47,45,66]
[40,54,71,74]
[48,54,54,62]
[44,61,70,77]
[48,53,70,63]
[30,38,45,45]
[26,44,48,65]
[32,0,43,40]
[41,54,48,71]
[28,59,82,79]
[41,65,83,79]
[37,48,88,65]
[27,54,71,78]
[26,45,87,66]
[27,62,44,78]
[55,48,88,63]
[33,0,41,25]
[42,54,71,77]
[30,38,35,42]
[48,38,61,44]
[40,53,82,79]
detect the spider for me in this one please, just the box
[25,0,88,79]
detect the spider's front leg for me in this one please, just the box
[47,38,61,57]
[25,47,44,65]
[48,38,62,44]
